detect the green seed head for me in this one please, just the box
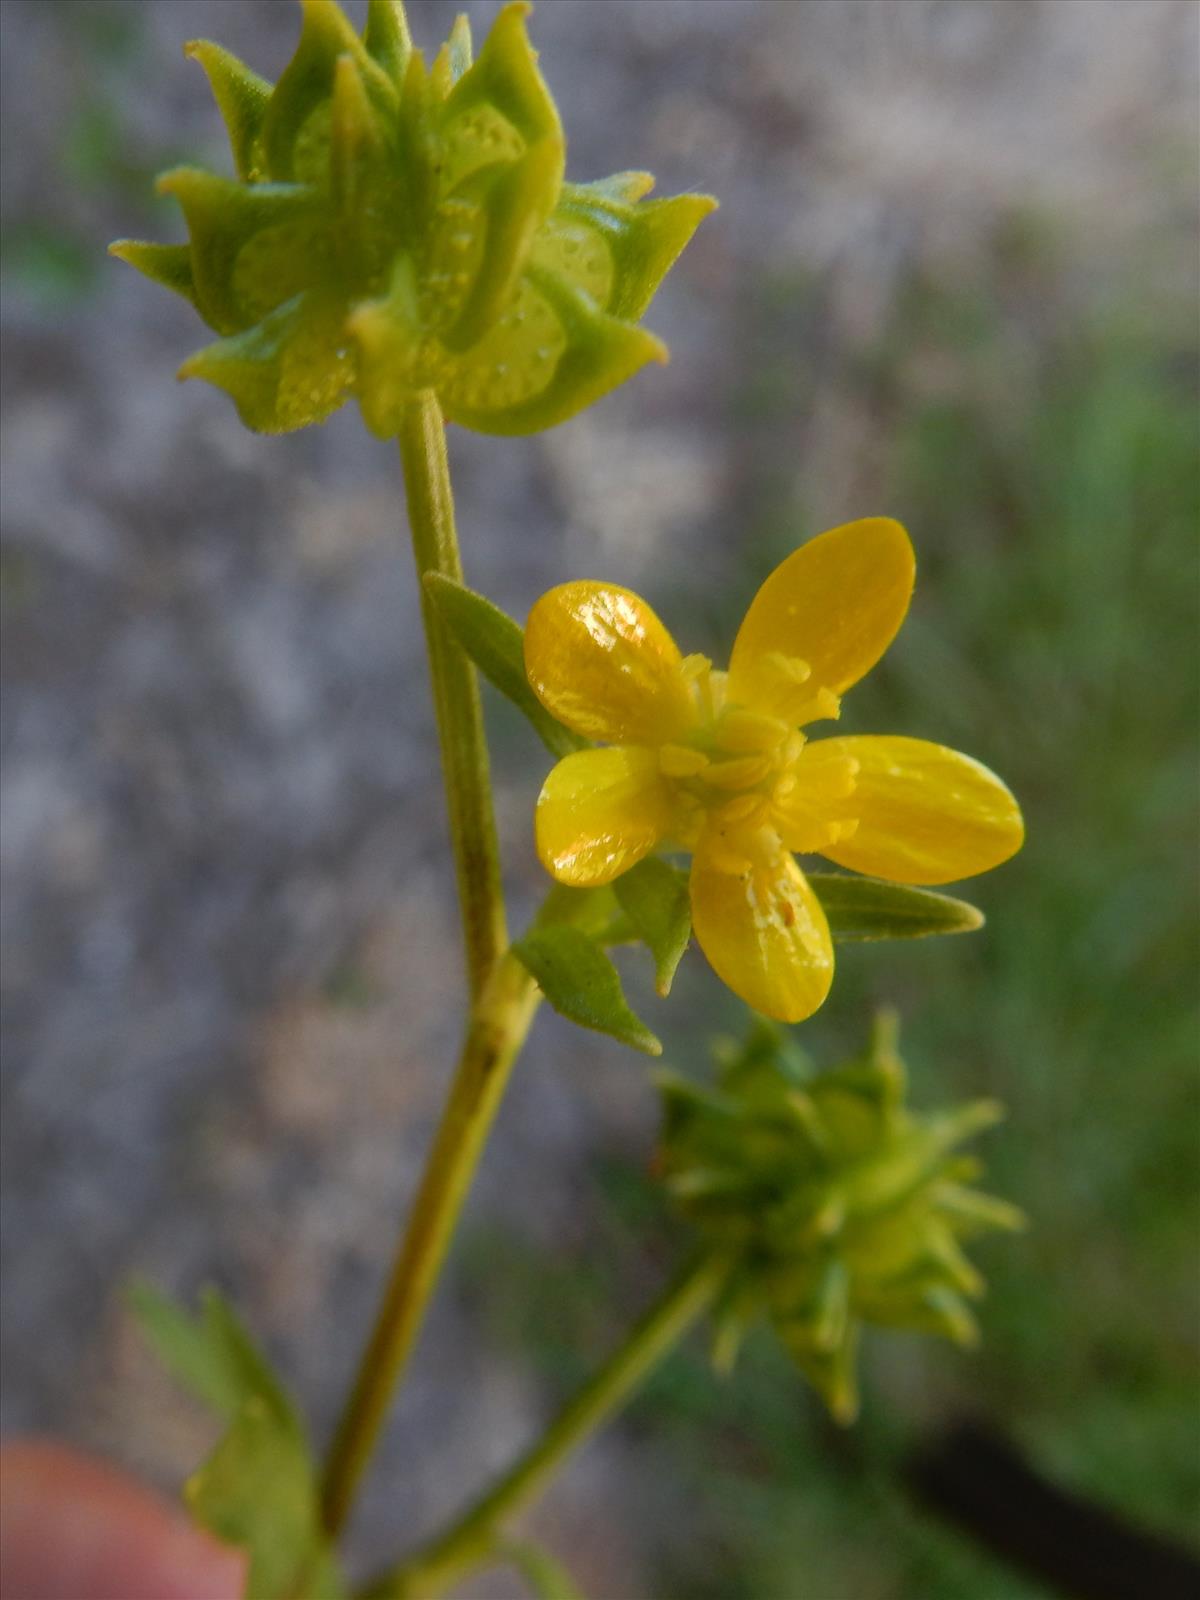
[655,1012,1026,1421]
[111,0,715,437]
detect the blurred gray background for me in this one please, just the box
[2,3,1197,1596]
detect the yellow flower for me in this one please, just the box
[524,518,1023,1022]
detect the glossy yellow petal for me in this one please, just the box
[728,519,915,719]
[690,838,834,1023]
[815,736,1024,885]
[525,582,697,745]
[536,746,677,887]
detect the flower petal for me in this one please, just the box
[728,519,915,719]
[690,839,833,1023]
[525,582,697,744]
[815,736,1024,885]
[536,746,676,887]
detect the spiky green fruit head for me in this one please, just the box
[110,1,715,438]
[655,1013,1026,1422]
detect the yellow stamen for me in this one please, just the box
[705,754,773,792]
[792,687,842,726]
[659,744,710,778]
[715,792,769,825]
[762,651,812,685]
[715,707,790,753]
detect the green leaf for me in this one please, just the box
[129,1284,346,1600]
[128,1281,290,1422]
[186,1400,315,1600]
[806,873,984,941]
[513,926,662,1056]
[613,857,691,996]
[500,1539,586,1600]
[423,574,584,758]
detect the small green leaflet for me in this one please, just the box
[424,574,584,758]
[613,857,691,995]
[807,873,984,941]
[128,1282,346,1600]
[513,925,662,1056]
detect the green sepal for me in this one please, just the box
[542,181,717,321]
[128,1283,346,1600]
[108,240,197,309]
[156,168,320,333]
[441,265,667,435]
[423,574,584,757]
[535,883,628,943]
[513,925,662,1056]
[613,857,691,996]
[806,872,984,942]
[364,0,413,85]
[262,0,396,184]
[184,40,272,181]
[500,1540,586,1600]
[179,293,354,434]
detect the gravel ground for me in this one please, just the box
[2,0,1195,1590]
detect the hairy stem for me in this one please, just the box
[362,1250,733,1598]
[398,391,506,998]
[322,950,541,1536]
[321,392,525,1535]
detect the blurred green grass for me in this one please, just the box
[472,232,1199,1598]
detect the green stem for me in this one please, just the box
[321,393,527,1534]
[362,1249,732,1599]
[398,391,505,999]
[321,950,541,1536]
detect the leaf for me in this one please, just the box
[500,1539,586,1600]
[128,1281,290,1422]
[423,575,584,758]
[129,1284,346,1600]
[806,873,984,942]
[613,857,691,996]
[513,925,661,1056]
[185,1400,316,1600]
